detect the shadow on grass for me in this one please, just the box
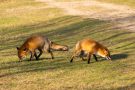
[116,83,135,90]
[0,15,106,51]
[0,58,73,78]
[0,15,135,81]
[0,56,67,70]
[111,53,128,61]
[1,15,135,55]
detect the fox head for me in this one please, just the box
[16,47,28,60]
[98,48,111,60]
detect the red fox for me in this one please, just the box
[70,39,111,64]
[16,35,68,61]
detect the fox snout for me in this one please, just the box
[106,56,111,60]
[18,55,26,61]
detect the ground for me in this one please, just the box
[0,0,135,90]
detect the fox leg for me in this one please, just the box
[87,53,92,64]
[34,52,39,60]
[30,51,35,61]
[70,53,76,63]
[70,50,79,63]
[43,44,54,59]
[37,49,43,59]
[79,50,86,61]
[93,54,98,62]
[46,49,54,59]
[49,51,54,59]
[70,55,74,63]
[81,57,85,61]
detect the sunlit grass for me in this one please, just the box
[0,0,135,90]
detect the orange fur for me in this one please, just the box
[70,39,111,64]
[17,35,68,61]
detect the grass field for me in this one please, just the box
[0,0,135,90]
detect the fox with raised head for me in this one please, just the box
[70,39,111,64]
[16,35,68,61]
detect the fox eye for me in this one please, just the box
[23,48,27,51]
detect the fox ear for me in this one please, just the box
[16,47,19,50]
[50,41,53,44]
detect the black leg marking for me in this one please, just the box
[37,49,43,59]
[49,51,54,59]
[81,57,85,61]
[93,54,98,62]
[70,56,74,63]
[34,52,38,60]
[70,50,78,63]
[87,53,91,64]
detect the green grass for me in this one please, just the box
[97,0,135,8]
[0,0,135,90]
